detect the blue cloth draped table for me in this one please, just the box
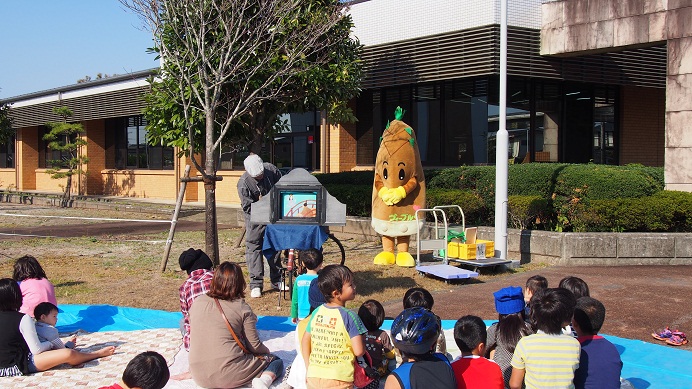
[261,224,330,260]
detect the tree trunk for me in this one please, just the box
[62,173,72,208]
[250,130,263,154]
[204,177,220,265]
[204,109,220,265]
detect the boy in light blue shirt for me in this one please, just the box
[291,248,323,323]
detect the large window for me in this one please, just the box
[113,116,174,170]
[592,87,618,165]
[269,111,320,171]
[360,77,618,167]
[0,136,14,168]
[39,127,76,169]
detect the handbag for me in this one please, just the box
[353,352,379,389]
[214,298,276,363]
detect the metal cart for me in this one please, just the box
[415,205,478,283]
[416,204,511,275]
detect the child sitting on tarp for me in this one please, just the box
[34,302,76,350]
[403,287,450,360]
[523,275,547,320]
[572,297,623,389]
[509,288,580,389]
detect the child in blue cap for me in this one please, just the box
[485,286,533,388]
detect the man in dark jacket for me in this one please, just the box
[237,154,283,298]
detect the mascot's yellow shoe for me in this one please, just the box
[374,251,396,266]
[395,252,416,267]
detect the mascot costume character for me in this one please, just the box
[372,107,426,267]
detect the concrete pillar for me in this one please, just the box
[665,36,692,191]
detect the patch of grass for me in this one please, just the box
[0,207,551,316]
[53,278,94,299]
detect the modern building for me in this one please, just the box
[0,0,687,206]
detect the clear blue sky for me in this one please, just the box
[0,0,157,99]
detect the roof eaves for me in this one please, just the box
[0,68,159,104]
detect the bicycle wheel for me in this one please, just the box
[320,233,346,266]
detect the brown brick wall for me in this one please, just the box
[329,99,359,172]
[17,126,39,190]
[619,85,665,166]
[84,119,106,195]
[331,121,357,172]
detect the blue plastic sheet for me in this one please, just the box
[56,305,691,389]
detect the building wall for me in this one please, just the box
[620,85,665,166]
[0,169,15,188]
[193,169,244,204]
[16,126,39,191]
[349,0,542,46]
[101,169,176,199]
[84,119,106,195]
[34,169,66,193]
[328,122,358,172]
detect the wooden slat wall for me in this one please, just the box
[362,26,666,89]
[10,86,148,128]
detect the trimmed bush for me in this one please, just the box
[553,164,662,201]
[508,195,552,230]
[569,190,692,232]
[321,184,372,217]
[316,164,683,232]
[314,171,374,185]
[426,189,487,226]
[508,163,568,198]
[552,164,664,231]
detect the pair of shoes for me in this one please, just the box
[250,288,262,298]
[652,327,686,342]
[272,281,290,291]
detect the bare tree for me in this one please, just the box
[120,0,350,263]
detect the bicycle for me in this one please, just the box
[275,233,346,303]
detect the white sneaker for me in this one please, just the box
[250,287,262,298]
[272,281,290,291]
[252,376,272,389]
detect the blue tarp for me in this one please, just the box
[56,305,692,389]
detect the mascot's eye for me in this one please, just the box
[383,168,388,179]
[399,169,405,180]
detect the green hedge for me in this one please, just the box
[321,184,372,217]
[426,189,487,226]
[313,171,374,185]
[508,195,552,230]
[315,164,692,232]
[569,191,692,232]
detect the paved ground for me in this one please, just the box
[382,264,692,350]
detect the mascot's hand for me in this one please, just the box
[388,186,407,205]
[380,187,395,206]
[378,187,388,200]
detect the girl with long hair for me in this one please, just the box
[485,286,533,388]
